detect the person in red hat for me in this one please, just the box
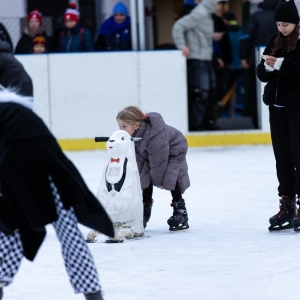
[15,9,52,54]
[57,3,93,52]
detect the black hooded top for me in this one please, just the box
[0,41,33,97]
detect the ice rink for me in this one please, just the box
[4,145,299,300]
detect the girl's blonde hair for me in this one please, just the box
[116,105,146,125]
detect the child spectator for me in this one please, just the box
[222,10,245,117]
[95,2,132,51]
[256,0,300,231]
[57,3,94,52]
[32,34,47,54]
[15,9,52,54]
[116,106,190,232]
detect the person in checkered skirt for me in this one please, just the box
[0,89,114,300]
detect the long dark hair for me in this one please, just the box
[270,24,299,56]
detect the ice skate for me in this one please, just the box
[292,199,300,232]
[269,196,296,232]
[167,198,189,232]
[84,290,104,300]
[143,199,153,228]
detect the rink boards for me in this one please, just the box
[16,49,269,151]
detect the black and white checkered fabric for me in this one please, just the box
[50,179,101,294]
[0,177,101,295]
[0,230,23,286]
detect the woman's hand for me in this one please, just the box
[265,56,277,68]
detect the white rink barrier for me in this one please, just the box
[15,49,270,151]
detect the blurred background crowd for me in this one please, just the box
[0,0,288,131]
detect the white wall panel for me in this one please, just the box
[139,51,188,133]
[49,52,139,138]
[257,47,270,133]
[0,0,26,17]
[15,54,51,127]
[14,51,269,144]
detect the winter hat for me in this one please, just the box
[113,2,129,16]
[27,9,42,24]
[33,35,46,46]
[274,0,299,24]
[183,0,197,6]
[64,3,80,22]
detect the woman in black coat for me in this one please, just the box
[256,0,300,232]
[0,90,113,300]
[0,40,33,96]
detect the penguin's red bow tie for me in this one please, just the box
[110,158,120,163]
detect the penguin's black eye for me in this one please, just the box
[121,136,125,140]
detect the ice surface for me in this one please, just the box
[4,145,298,300]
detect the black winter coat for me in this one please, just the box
[256,34,300,107]
[240,0,279,66]
[0,23,13,51]
[0,41,33,96]
[15,30,53,54]
[0,99,114,261]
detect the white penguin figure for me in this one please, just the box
[87,130,144,242]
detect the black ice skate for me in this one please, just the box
[84,290,104,300]
[269,196,296,232]
[143,199,153,228]
[292,199,300,232]
[167,198,189,232]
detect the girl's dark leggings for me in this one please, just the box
[142,182,182,202]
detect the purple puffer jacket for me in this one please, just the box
[134,112,190,194]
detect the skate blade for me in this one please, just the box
[268,224,294,233]
[169,228,189,233]
[86,239,97,243]
[105,239,124,243]
[294,227,300,233]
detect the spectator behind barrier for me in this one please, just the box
[15,9,53,54]
[179,0,198,18]
[222,11,245,117]
[239,0,279,128]
[95,2,132,51]
[0,40,33,97]
[212,0,232,123]
[0,23,13,52]
[57,3,94,53]
[172,0,222,131]
[32,35,47,54]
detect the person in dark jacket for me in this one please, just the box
[256,0,300,232]
[0,89,113,300]
[15,9,53,54]
[95,2,131,51]
[222,11,244,117]
[179,0,199,18]
[240,0,280,128]
[116,106,190,232]
[57,3,94,53]
[0,23,12,51]
[0,41,33,96]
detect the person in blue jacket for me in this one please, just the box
[57,3,94,53]
[95,2,132,51]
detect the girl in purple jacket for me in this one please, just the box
[117,106,190,232]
